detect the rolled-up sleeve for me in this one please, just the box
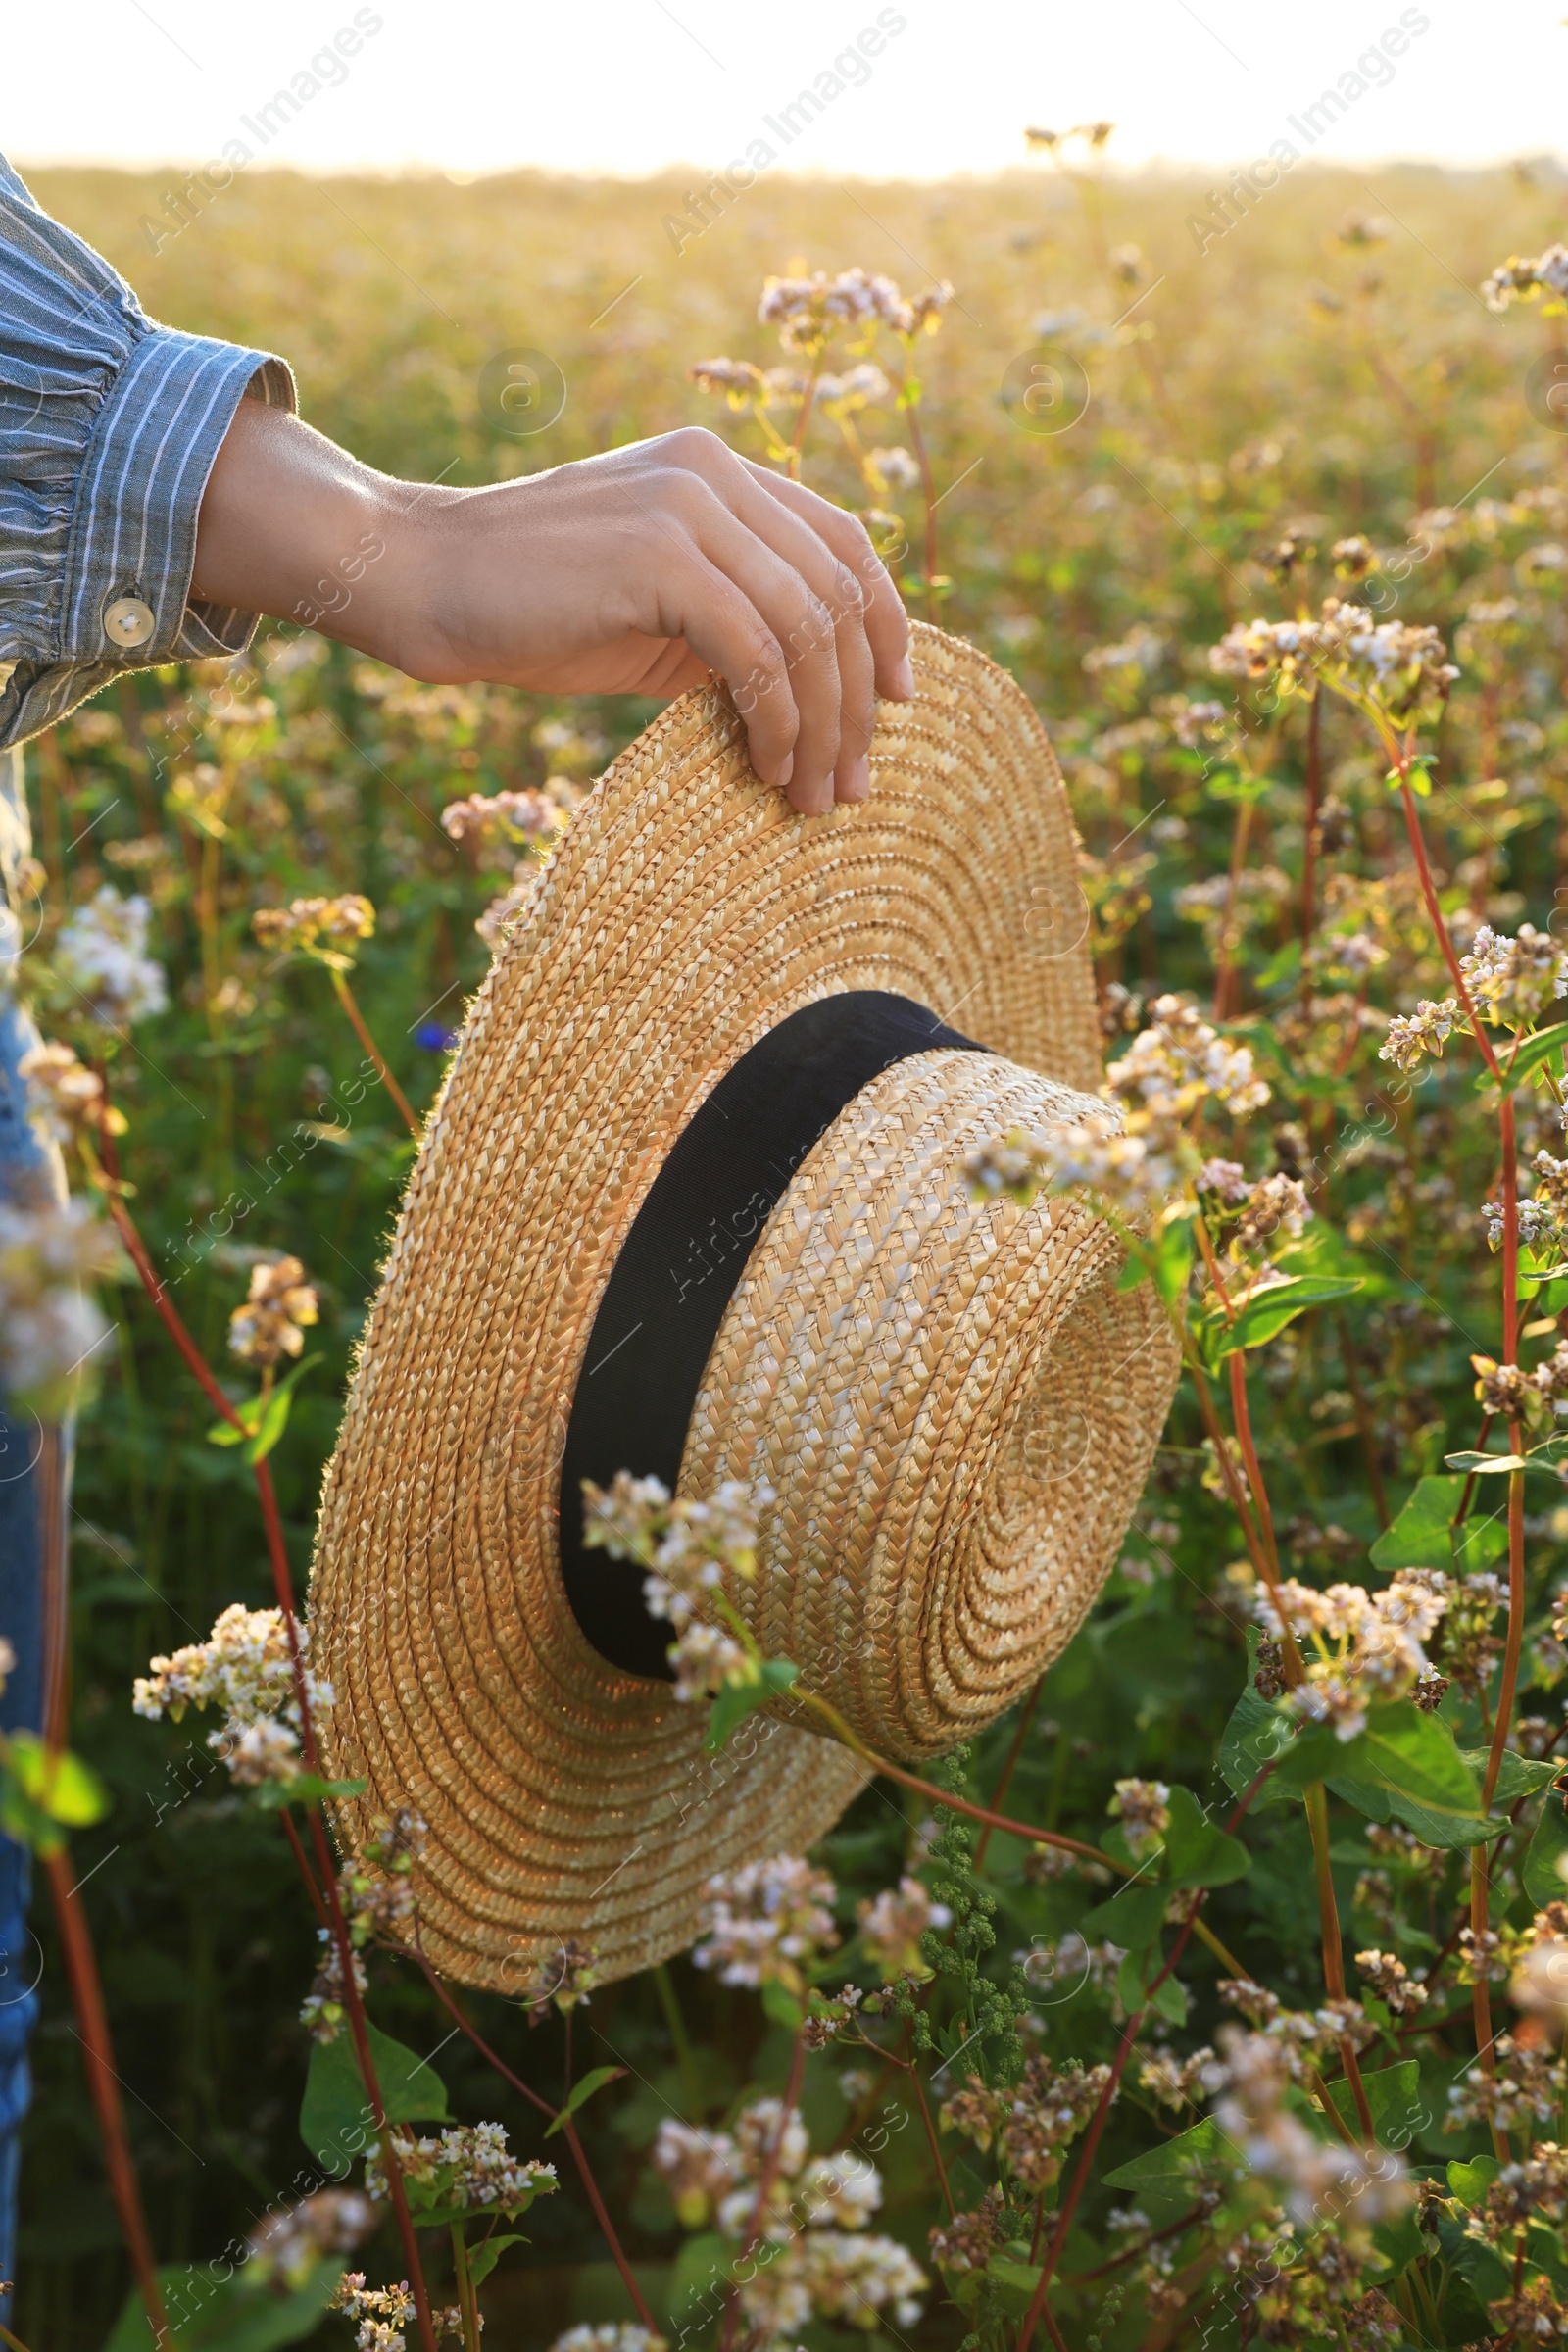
[0,154,296,752]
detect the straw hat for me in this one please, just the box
[310,622,1177,1992]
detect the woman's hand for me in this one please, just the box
[193,404,912,815]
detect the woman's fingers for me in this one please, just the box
[677,483,874,810]
[715,474,879,805]
[652,551,802,793]
[642,431,906,808]
[741,458,914,702]
[665,504,844,811]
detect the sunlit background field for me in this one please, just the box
[17,153,1568,2346]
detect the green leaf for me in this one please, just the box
[1276,1700,1490,1845]
[983,2257,1045,2316]
[1323,2059,1427,2149]
[1449,2226,1515,2305]
[1081,1877,1168,1948]
[0,1731,110,1852]
[1152,1216,1195,1313]
[1444,1448,1528,1474]
[1116,1942,1188,2026]
[760,1977,805,2032]
[703,1657,799,1754]
[466,2234,525,2290]
[300,2019,449,2171]
[1523,1780,1568,1907]
[1474,1016,1568,1094]
[1102,2116,1228,2193]
[1446,2154,1499,2205]
[1200,1274,1363,1367]
[1206,766,1273,804]
[1363,1473,1507,1576]
[1372,2206,1426,2273]
[1369,1474,1462,1571]
[1458,1749,1561,1804]
[1218,1638,1295,1807]
[668,2230,733,2326]
[250,1772,368,1812]
[107,2261,345,2351]
[1452,1504,1509,1573]
[1161,1786,1251,1889]
[205,1355,321,1464]
[544,2063,625,2138]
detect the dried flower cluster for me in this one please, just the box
[1482,240,1568,311]
[757,266,952,352]
[439,787,560,852]
[252,893,375,962]
[19,1040,125,1148]
[1378,994,1458,1071]
[226,1252,319,1366]
[1209,598,1458,727]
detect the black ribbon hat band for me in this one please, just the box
[557,991,984,1679]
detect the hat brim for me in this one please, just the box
[310,624,1132,1990]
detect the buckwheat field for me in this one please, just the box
[12,148,1568,2349]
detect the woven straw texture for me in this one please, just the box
[310,623,1178,1989]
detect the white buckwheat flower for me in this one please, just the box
[695,1855,840,1993]
[54,886,168,1026]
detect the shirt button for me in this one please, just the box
[103,595,156,649]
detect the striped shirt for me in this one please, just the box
[0,151,294,769]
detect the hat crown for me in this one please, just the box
[681,1047,1156,1758]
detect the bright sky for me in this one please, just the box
[5,0,1564,181]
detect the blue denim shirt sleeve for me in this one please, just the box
[0,153,297,754]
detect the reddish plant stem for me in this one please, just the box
[279,1807,331,1932]
[411,1952,659,2330]
[1014,1768,1273,2352]
[1227,1348,1375,2137]
[1227,1352,1281,1584]
[44,1849,170,2342]
[37,1420,168,2346]
[1470,1433,1527,2162]
[1188,1362,1273,1592]
[1304,1783,1376,2141]
[1040,2304,1071,2352]
[327,965,419,1140]
[821,1738,1124,1872]
[973,1677,1046,1872]
[902,2028,955,2217]
[1396,772,1524,2129]
[108,1193,438,2351]
[1062,2201,1213,2287]
[103,1193,238,1426]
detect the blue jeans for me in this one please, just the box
[0,768,57,2304]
